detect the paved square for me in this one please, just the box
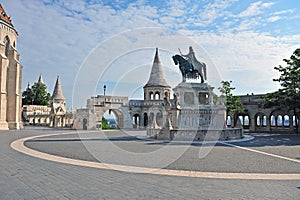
[2,128,300,199]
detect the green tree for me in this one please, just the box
[101,116,110,129]
[22,82,50,106]
[265,48,300,133]
[218,81,244,125]
[22,84,34,105]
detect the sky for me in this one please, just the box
[2,0,300,109]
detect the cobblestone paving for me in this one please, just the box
[2,128,300,199]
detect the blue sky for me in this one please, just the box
[2,0,300,108]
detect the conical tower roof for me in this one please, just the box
[51,76,65,100]
[144,48,170,88]
[38,73,44,84]
[0,4,14,27]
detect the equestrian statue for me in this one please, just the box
[172,46,207,83]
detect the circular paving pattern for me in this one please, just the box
[11,130,300,180]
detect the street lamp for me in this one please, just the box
[104,85,106,106]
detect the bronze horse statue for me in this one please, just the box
[172,54,205,83]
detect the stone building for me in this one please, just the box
[0,4,22,130]
[49,76,67,128]
[228,94,299,133]
[22,75,73,128]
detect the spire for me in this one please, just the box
[144,48,170,88]
[38,73,44,84]
[27,82,30,89]
[51,76,65,100]
[0,4,13,27]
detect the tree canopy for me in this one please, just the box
[218,80,244,118]
[22,82,51,106]
[265,48,300,132]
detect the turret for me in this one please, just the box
[143,48,171,100]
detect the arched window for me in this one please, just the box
[270,115,276,126]
[149,92,154,100]
[155,92,160,100]
[277,115,283,126]
[284,115,290,127]
[132,114,140,126]
[239,116,244,125]
[256,116,261,126]
[226,116,232,126]
[3,36,10,57]
[143,113,148,127]
[244,115,250,126]
[263,116,267,126]
[293,115,298,127]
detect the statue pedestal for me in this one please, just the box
[148,81,243,141]
[173,82,214,107]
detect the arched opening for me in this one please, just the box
[132,113,140,128]
[226,116,232,127]
[149,92,154,100]
[283,115,290,127]
[263,115,267,126]
[3,36,10,57]
[256,115,261,126]
[277,115,283,126]
[238,114,250,129]
[101,109,124,130]
[155,92,160,100]
[143,113,148,127]
[270,115,276,126]
[293,115,298,127]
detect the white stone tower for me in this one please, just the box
[49,76,66,127]
[143,48,171,101]
[0,4,22,130]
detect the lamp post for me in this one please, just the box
[104,85,106,106]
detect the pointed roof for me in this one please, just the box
[38,73,44,84]
[144,48,170,88]
[51,76,65,100]
[0,4,14,28]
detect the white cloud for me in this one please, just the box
[238,1,275,17]
[267,15,281,22]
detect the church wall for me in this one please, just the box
[0,14,21,130]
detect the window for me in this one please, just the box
[293,115,298,127]
[3,36,10,57]
[226,116,231,126]
[277,115,283,126]
[155,92,160,100]
[284,115,290,127]
[256,116,261,126]
[270,115,276,126]
[263,116,267,126]
[150,92,154,100]
[244,116,249,126]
